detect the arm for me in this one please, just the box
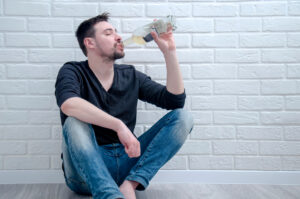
[61,96,122,132]
[151,25,184,95]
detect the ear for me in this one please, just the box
[84,37,96,50]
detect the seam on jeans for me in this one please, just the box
[65,128,91,191]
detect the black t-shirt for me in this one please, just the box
[55,60,186,146]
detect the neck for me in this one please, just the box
[87,54,114,81]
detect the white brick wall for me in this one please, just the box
[0,0,299,173]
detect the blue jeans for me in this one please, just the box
[61,108,194,199]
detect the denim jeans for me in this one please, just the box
[61,108,194,199]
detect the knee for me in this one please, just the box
[171,108,194,134]
[63,117,89,133]
[62,117,93,149]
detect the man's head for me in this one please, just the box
[76,13,124,60]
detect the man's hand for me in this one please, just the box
[116,121,141,158]
[151,24,176,55]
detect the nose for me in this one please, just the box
[115,33,122,43]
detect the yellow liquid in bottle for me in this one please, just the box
[123,35,146,47]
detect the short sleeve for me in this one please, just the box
[135,69,186,110]
[55,64,82,108]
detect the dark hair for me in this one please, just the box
[76,13,110,56]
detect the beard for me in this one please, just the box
[96,42,125,61]
[110,50,125,60]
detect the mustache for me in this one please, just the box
[114,42,123,48]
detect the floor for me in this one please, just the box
[0,183,299,199]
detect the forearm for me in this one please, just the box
[164,51,184,94]
[61,97,122,132]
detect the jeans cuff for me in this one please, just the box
[125,174,149,191]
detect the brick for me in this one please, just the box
[28,49,75,63]
[29,80,55,95]
[261,112,300,125]
[0,50,26,63]
[53,3,97,17]
[262,50,300,63]
[0,64,4,79]
[0,33,3,47]
[0,17,25,31]
[28,141,61,155]
[29,111,61,125]
[6,96,52,110]
[286,96,300,110]
[216,49,259,63]
[5,33,50,47]
[238,96,284,110]
[124,49,164,63]
[122,19,154,33]
[100,3,144,17]
[191,96,236,110]
[0,141,26,155]
[146,64,191,80]
[240,2,285,16]
[240,33,285,47]
[261,80,300,94]
[238,64,285,79]
[237,126,282,140]
[193,4,238,17]
[235,156,281,170]
[4,0,50,16]
[190,126,235,140]
[214,111,259,125]
[287,64,300,78]
[147,3,191,17]
[161,156,187,170]
[192,64,237,79]
[284,127,300,141]
[6,64,52,79]
[215,18,261,32]
[183,81,212,94]
[52,34,79,48]
[193,34,238,48]
[260,141,300,155]
[0,81,27,94]
[282,156,300,170]
[177,50,213,63]
[176,18,213,33]
[214,80,260,94]
[51,155,62,169]
[263,17,300,31]
[136,110,166,124]
[178,140,211,155]
[52,125,62,140]
[213,141,258,155]
[0,96,4,109]
[28,18,73,32]
[133,125,144,138]
[287,33,300,47]
[190,111,212,124]
[189,156,233,170]
[4,156,50,169]
[288,2,300,16]
[2,126,51,140]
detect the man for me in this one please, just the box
[55,13,193,199]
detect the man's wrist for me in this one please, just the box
[113,118,124,133]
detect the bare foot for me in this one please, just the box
[119,180,139,199]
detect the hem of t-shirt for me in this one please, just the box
[57,93,80,108]
[165,88,186,99]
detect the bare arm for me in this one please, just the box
[61,97,122,132]
[151,26,184,95]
